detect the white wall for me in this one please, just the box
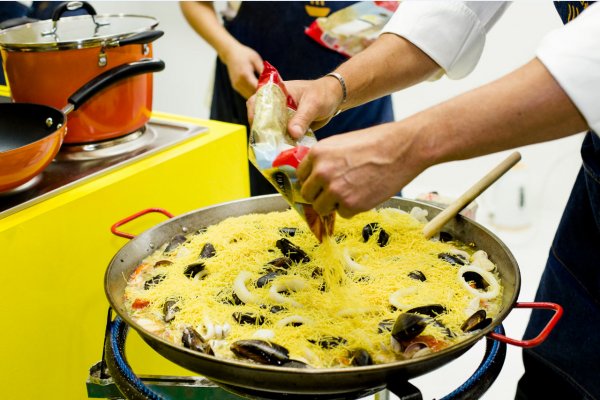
[92,2,584,399]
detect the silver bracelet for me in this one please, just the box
[325,72,347,115]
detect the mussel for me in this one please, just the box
[279,227,298,237]
[144,274,166,290]
[256,271,285,288]
[361,223,390,247]
[232,312,266,325]
[377,319,394,333]
[391,312,428,342]
[282,359,309,368]
[308,336,347,349]
[407,304,447,318]
[276,238,310,263]
[461,310,493,332]
[163,299,180,322]
[462,271,489,290]
[438,252,465,266]
[230,339,290,366]
[153,260,173,267]
[164,234,187,253]
[184,262,208,280]
[182,326,213,355]
[217,289,244,306]
[349,348,373,366]
[262,257,294,273]
[407,270,427,281]
[439,231,453,242]
[199,243,216,259]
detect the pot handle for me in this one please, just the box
[111,208,174,239]
[118,30,165,47]
[487,302,563,348]
[65,58,165,113]
[43,2,106,36]
[51,1,97,21]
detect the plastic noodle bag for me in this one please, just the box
[305,1,399,57]
[249,61,335,242]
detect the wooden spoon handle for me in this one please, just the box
[422,151,522,239]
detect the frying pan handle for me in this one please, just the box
[111,208,175,239]
[66,59,165,113]
[487,302,563,348]
[118,30,165,47]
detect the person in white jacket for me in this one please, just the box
[249,2,600,398]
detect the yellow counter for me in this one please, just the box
[0,112,249,399]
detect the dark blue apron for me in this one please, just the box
[210,1,394,196]
[516,2,600,399]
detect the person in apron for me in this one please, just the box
[181,2,394,196]
[247,2,599,397]
[515,4,600,399]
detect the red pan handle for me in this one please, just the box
[111,208,174,239]
[487,302,563,348]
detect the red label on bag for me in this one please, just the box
[272,146,310,168]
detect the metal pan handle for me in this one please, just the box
[111,208,174,239]
[65,58,165,114]
[487,302,563,348]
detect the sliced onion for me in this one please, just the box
[233,271,259,304]
[389,286,418,309]
[269,278,306,308]
[404,342,429,359]
[276,315,310,327]
[471,250,496,271]
[457,265,500,299]
[448,248,470,262]
[343,248,368,273]
[252,329,275,340]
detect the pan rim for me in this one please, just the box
[105,194,521,382]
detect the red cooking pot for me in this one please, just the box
[0,59,165,192]
[0,1,163,144]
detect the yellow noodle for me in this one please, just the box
[123,208,503,367]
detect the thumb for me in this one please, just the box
[288,101,319,140]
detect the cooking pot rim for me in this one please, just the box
[0,13,159,52]
[105,195,521,382]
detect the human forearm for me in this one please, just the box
[332,33,441,111]
[399,58,588,167]
[287,34,440,136]
[179,1,238,59]
[297,58,588,217]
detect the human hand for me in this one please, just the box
[296,122,427,218]
[220,43,264,99]
[247,76,344,139]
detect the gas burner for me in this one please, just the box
[56,126,157,161]
[0,174,42,197]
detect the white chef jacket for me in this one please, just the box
[381,1,600,134]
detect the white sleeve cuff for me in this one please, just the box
[381,1,508,80]
[536,3,600,134]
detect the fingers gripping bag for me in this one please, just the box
[249,61,335,242]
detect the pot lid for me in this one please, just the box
[0,14,159,51]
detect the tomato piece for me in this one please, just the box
[272,146,310,168]
[132,299,150,309]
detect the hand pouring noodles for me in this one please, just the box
[248,61,334,242]
[124,206,503,368]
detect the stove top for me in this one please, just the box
[0,117,208,219]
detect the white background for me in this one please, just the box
[92,2,584,399]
